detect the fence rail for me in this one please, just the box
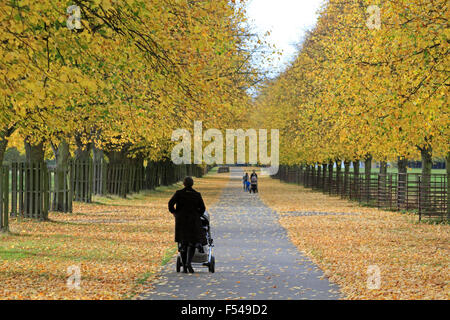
[274,165,448,221]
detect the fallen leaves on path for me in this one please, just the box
[259,177,450,300]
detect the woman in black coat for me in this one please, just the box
[168,176,206,273]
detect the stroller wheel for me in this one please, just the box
[176,255,181,273]
[209,256,215,273]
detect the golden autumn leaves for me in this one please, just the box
[0,0,260,160]
[0,173,225,299]
[259,176,449,300]
[254,0,449,166]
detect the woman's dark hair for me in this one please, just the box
[183,176,194,188]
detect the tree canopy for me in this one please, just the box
[255,0,449,166]
[0,0,263,162]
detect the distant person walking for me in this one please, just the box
[245,180,251,192]
[243,172,249,191]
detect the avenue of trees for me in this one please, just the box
[255,0,449,178]
[0,0,274,231]
[0,0,262,182]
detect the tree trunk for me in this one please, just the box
[364,155,372,202]
[73,135,93,202]
[0,126,15,165]
[420,147,433,218]
[344,160,350,197]
[75,145,91,161]
[421,148,432,176]
[353,160,360,175]
[0,164,8,232]
[328,161,333,194]
[446,152,450,218]
[397,158,407,175]
[53,141,70,212]
[397,157,408,209]
[297,164,302,185]
[336,160,342,194]
[93,146,103,162]
[311,164,316,188]
[106,150,128,164]
[25,140,45,163]
[24,139,47,220]
[134,157,144,193]
[305,165,310,187]
[92,146,106,195]
[316,165,322,189]
[105,150,129,197]
[0,138,8,166]
[379,161,388,205]
[352,160,360,200]
[380,161,387,175]
[161,160,170,186]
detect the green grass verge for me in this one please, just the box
[124,244,178,300]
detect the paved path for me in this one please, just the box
[140,168,341,300]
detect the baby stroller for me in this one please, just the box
[176,211,215,273]
[250,175,258,193]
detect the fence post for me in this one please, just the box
[0,166,9,232]
[328,162,333,194]
[68,161,74,213]
[322,163,327,192]
[41,162,49,220]
[19,162,23,216]
[11,163,17,216]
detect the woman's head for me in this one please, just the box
[183,176,194,188]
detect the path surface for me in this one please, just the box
[140,168,341,300]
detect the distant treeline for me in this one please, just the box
[2,148,25,165]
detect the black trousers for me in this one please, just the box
[178,242,198,265]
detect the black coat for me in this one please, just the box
[168,187,206,245]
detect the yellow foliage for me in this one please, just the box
[254,0,449,165]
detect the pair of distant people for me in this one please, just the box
[243,170,258,193]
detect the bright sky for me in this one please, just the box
[245,0,325,76]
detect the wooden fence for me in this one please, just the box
[103,161,206,197]
[48,165,73,213]
[93,159,107,195]
[72,160,92,203]
[106,163,129,197]
[2,160,210,221]
[10,162,49,220]
[274,165,448,221]
[144,162,205,191]
[218,166,230,173]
